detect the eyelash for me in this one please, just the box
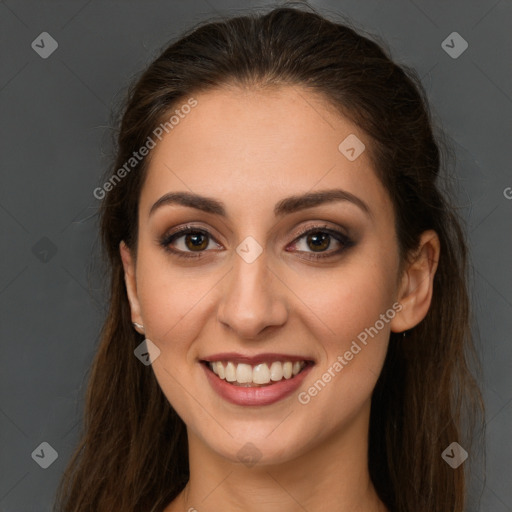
[158,223,354,261]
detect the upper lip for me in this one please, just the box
[200,352,315,365]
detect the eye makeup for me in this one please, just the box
[157,221,356,261]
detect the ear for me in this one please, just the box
[119,241,144,334]
[390,230,440,333]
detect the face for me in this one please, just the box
[120,85,435,467]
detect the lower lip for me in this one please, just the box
[201,362,314,406]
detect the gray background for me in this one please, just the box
[0,0,511,510]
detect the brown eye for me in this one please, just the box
[160,227,222,258]
[288,225,354,260]
[306,231,331,252]
[184,231,209,251]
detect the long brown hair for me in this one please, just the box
[54,4,484,511]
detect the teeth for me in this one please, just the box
[236,363,253,383]
[208,360,308,386]
[269,361,283,381]
[253,363,270,384]
[215,361,225,379]
[225,361,237,382]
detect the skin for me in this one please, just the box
[120,85,440,512]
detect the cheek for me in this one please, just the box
[294,266,394,426]
[294,257,398,408]
[135,255,214,351]
[297,260,396,339]
[135,257,215,420]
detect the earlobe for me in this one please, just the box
[390,230,440,333]
[119,241,144,333]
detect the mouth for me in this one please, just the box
[200,359,315,388]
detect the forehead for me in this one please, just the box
[139,85,391,221]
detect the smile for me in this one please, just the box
[200,356,315,406]
[205,360,310,387]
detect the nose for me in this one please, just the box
[216,248,289,339]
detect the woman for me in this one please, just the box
[55,5,484,511]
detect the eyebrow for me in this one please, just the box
[149,188,372,219]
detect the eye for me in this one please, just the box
[287,224,353,260]
[159,223,354,261]
[159,225,222,259]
